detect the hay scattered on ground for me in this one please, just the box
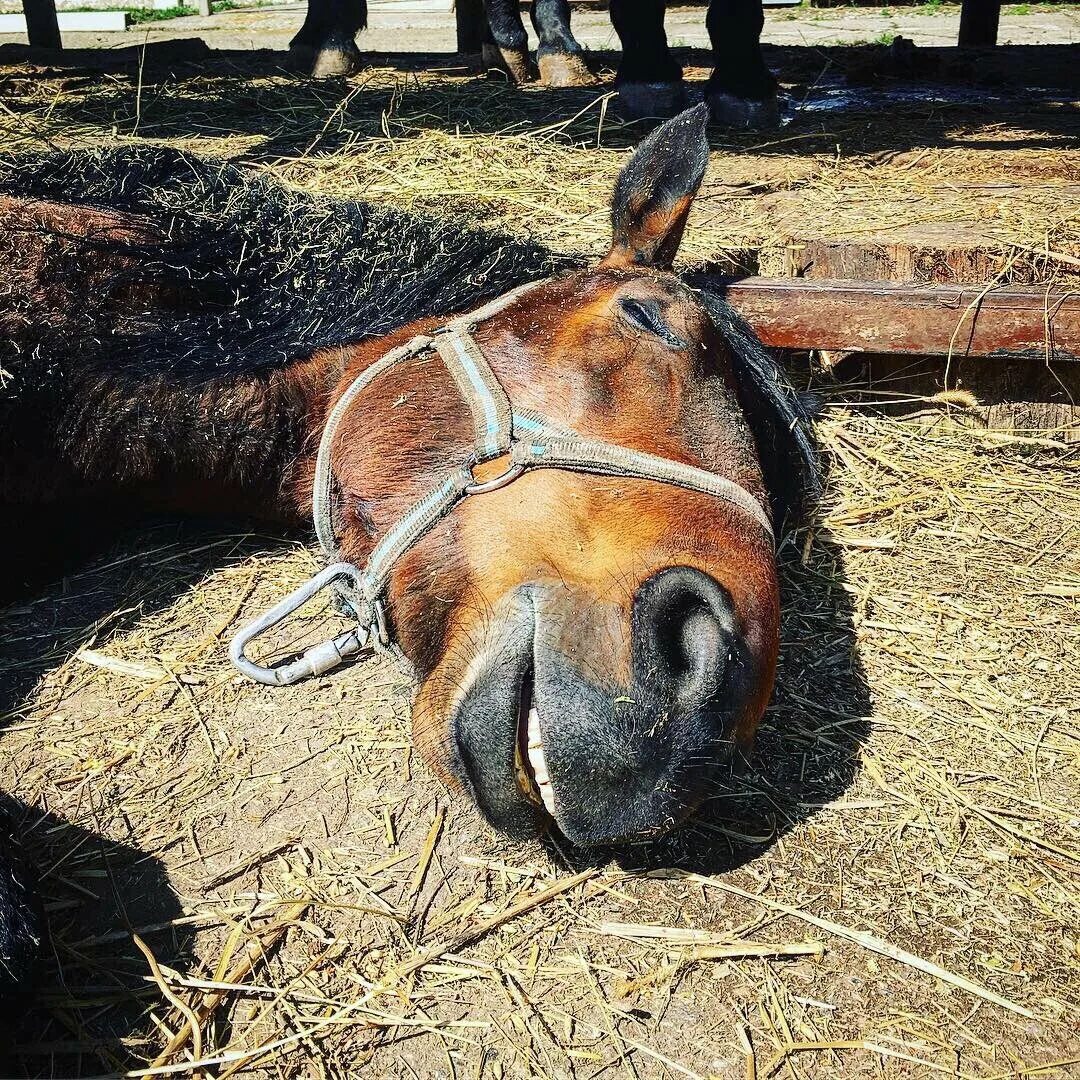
[0,43,1078,1080]
[1,58,1076,278]
[3,411,1077,1078]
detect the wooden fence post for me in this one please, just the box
[455,0,485,54]
[958,0,1000,46]
[22,0,61,48]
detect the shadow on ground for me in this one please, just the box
[0,520,299,1075]
[0,805,194,1078]
[0,42,1076,159]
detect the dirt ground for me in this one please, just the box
[0,5,1079,1080]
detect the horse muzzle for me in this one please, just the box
[450,568,751,846]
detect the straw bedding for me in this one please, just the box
[0,44,1077,1080]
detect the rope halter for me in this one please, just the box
[230,277,773,686]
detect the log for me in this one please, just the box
[715,278,1079,361]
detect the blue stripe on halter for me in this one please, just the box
[363,473,461,592]
[512,412,543,433]
[451,336,500,455]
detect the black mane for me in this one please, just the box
[0,144,568,386]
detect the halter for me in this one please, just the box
[230,277,773,686]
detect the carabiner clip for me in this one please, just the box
[229,562,376,686]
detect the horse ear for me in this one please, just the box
[600,103,710,271]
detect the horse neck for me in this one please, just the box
[285,318,445,521]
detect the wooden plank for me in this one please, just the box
[959,0,1001,47]
[2,10,128,31]
[454,0,485,54]
[757,190,1080,288]
[766,218,1080,288]
[20,0,61,48]
[715,278,1080,361]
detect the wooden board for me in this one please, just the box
[755,187,1080,288]
[716,277,1079,361]
[2,10,128,31]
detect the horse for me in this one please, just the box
[292,0,778,127]
[0,105,816,1000]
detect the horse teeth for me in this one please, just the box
[536,779,556,814]
[525,706,554,810]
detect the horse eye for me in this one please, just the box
[617,297,687,350]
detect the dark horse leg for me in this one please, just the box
[289,0,365,77]
[705,0,778,128]
[481,0,537,83]
[531,0,595,87]
[481,0,594,86]
[609,0,686,120]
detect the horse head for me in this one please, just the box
[310,105,817,846]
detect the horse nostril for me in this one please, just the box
[633,566,739,706]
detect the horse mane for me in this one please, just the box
[0,146,818,521]
[0,144,569,380]
[0,145,568,492]
[691,286,821,532]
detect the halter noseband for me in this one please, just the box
[230,277,773,686]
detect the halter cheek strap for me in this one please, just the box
[230,277,773,687]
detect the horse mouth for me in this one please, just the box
[513,667,556,816]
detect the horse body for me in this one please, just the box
[0,108,815,999]
[292,0,778,127]
[0,146,562,518]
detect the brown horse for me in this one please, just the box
[0,108,815,877]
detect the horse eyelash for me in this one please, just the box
[617,297,688,350]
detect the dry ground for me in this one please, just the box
[0,21,1078,1080]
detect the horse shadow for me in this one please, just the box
[0,804,196,1078]
[0,516,299,1077]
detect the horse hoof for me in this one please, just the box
[615,81,688,121]
[538,51,597,88]
[289,32,362,77]
[482,42,538,84]
[706,90,780,130]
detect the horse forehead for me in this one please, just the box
[484,273,718,382]
[499,270,698,327]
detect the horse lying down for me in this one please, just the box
[0,105,818,1001]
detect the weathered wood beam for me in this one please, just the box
[715,278,1079,361]
[21,0,61,49]
[958,0,1001,47]
[455,0,486,54]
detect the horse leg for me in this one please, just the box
[609,0,685,121]
[481,0,538,83]
[531,0,595,87]
[289,0,365,77]
[704,0,778,128]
